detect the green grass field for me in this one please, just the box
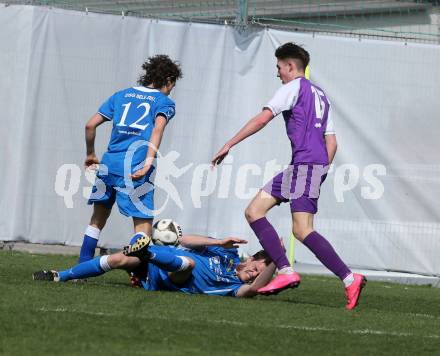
[1,251,439,356]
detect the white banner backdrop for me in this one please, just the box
[1,5,439,275]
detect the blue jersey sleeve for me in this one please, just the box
[98,93,116,121]
[156,97,176,122]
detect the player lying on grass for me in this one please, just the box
[33,234,276,298]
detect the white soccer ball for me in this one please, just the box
[152,219,182,246]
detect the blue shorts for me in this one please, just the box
[88,172,154,219]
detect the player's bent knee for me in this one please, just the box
[292,227,311,241]
[245,205,262,223]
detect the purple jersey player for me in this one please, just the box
[211,43,366,310]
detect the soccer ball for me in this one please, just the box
[152,219,182,246]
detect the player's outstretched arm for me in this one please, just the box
[84,113,108,169]
[235,262,277,298]
[211,109,274,166]
[179,235,247,250]
[131,115,167,180]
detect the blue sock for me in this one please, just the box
[79,226,101,263]
[58,256,110,282]
[148,246,184,272]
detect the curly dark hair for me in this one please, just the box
[275,42,310,71]
[138,54,183,89]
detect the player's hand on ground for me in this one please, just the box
[211,144,230,166]
[84,154,99,170]
[219,237,248,249]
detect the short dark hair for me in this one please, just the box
[138,54,183,89]
[275,42,310,71]
[252,250,272,266]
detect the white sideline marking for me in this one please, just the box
[37,307,440,339]
[203,288,235,294]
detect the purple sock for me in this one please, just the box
[249,217,290,270]
[303,231,351,280]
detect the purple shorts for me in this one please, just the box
[262,164,328,214]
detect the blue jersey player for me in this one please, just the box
[211,43,366,309]
[33,233,276,298]
[79,55,183,263]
